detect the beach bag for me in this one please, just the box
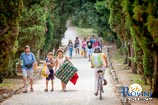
[91,53,103,68]
[33,62,38,71]
[41,63,50,77]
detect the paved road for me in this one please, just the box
[1,56,121,105]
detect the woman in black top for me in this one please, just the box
[87,38,93,61]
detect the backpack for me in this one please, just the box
[75,39,79,44]
[91,53,104,68]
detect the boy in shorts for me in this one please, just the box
[44,52,56,92]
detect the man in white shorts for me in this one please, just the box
[20,45,36,93]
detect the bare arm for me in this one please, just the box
[103,54,108,67]
[54,59,58,71]
[90,56,94,68]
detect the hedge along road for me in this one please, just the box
[1,54,121,105]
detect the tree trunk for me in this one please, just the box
[131,46,137,73]
[152,51,158,97]
[128,42,131,67]
[123,42,128,64]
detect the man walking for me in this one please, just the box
[20,45,36,93]
[74,37,80,55]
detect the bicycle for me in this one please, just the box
[96,70,104,100]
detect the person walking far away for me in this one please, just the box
[20,45,36,93]
[67,40,73,59]
[87,37,93,61]
[98,37,103,52]
[81,37,87,58]
[93,37,100,48]
[74,37,80,55]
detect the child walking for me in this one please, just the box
[55,49,69,92]
[44,52,56,92]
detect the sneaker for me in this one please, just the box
[44,89,48,92]
[62,89,66,92]
[51,88,54,92]
[103,79,107,85]
[94,92,98,96]
[23,89,28,93]
[30,88,34,92]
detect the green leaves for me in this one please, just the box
[17,0,50,54]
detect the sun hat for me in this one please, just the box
[57,48,64,54]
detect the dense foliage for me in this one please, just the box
[120,0,158,97]
[0,0,23,82]
[72,0,117,42]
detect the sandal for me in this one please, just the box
[103,79,107,85]
[23,89,28,93]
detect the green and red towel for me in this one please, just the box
[55,60,78,85]
[70,73,79,85]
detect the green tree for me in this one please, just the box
[17,0,51,58]
[42,15,55,56]
[121,0,158,97]
[0,0,23,82]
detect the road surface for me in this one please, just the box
[1,55,121,105]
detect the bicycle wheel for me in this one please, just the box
[99,79,103,100]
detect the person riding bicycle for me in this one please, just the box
[90,47,108,96]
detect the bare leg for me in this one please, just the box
[23,77,27,91]
[78,48,80,55]
[88,55,91,61]
[61,81,66,91]
[30,78,34,92]
[75,48,77,55]
[46,80,49,90]
[61,81,64,90]
[51,80,54,91]
[63,82,66,91]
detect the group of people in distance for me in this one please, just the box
[67,35,108,96]
[67,35,103,60]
